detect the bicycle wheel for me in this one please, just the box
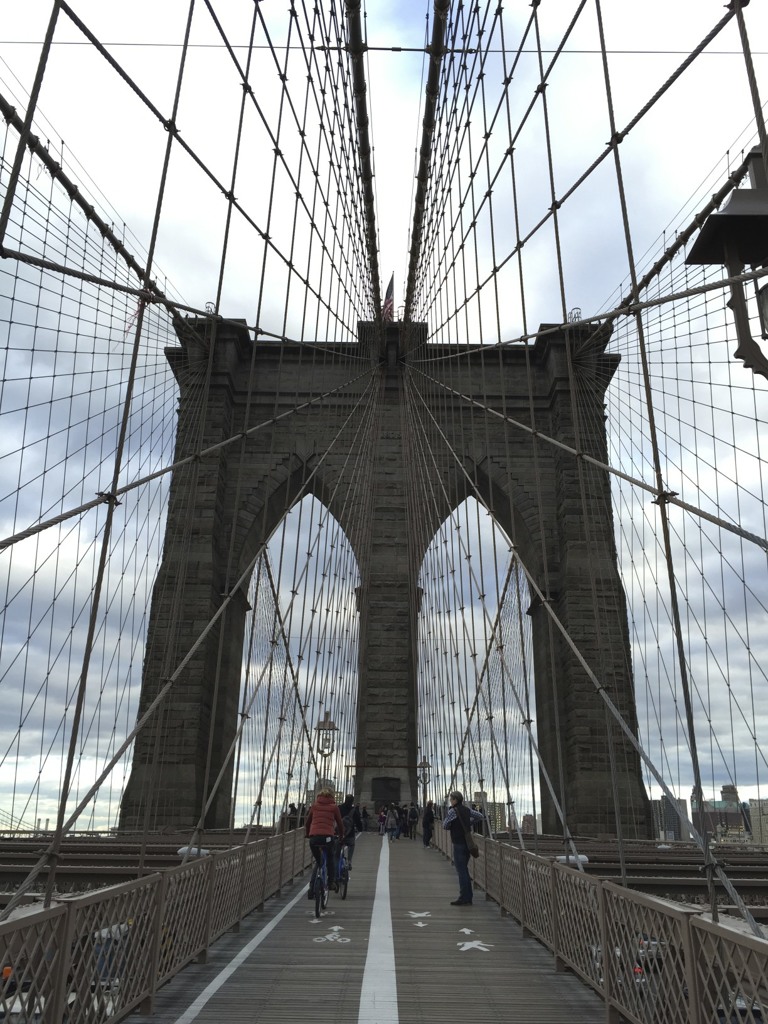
[315,875,324,918]
[340,864,349,900]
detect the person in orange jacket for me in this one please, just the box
[305,787,344,892]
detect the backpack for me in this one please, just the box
[408,806,418,823]
[341,810,354,838]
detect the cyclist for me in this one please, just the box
[305,787,344,892]
[336,794,362,870]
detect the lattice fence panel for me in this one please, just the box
[604,883,693,1024]
[240,841,269,915]
[282,831,311,884]
[65,877,159,1024]
[482,835,501,904]
[553,866,601,991]
[0,904,68,1023]
[692,919,768,1024]
[156,860,210,985]
[209,849,244,942]
[521,853,553,946]
[498,843,522,918]
[262,835,282,898]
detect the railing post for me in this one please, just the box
[275,828,287,894]
[198,855,217,964]
[234,842,249,930]
[482,837,491,900]
[520,854,530,937]
[597,881,620,1024]
[257,837,269,911]
[551,861,563,969]
[47,901,77,1024]
[141,871,170,1015]
[681,914,700,1024]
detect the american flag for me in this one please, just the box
[382,273,394,322]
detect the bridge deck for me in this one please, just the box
[135,833,603,1024]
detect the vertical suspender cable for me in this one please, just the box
[345,0,383,317]
[404,0,450,322]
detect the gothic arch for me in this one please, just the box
[121,317,651,838]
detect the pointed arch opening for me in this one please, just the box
[231,496,361,829]
[416,496,540,838]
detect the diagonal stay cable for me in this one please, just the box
[0,371,378,920]
[415,6,740,332]
[0,364,378,552]
[405,365,764,936]
[403,376,584,862]
[27,2,370,333]
[184,383,380,853]
[407,363,768,554]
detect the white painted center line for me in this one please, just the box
[358,838,398,1024]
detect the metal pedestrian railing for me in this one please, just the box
[4,828,768,1024]
[0,829,311,1023]
[433,828,768,1024]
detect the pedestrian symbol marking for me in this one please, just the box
[457,940,494,952]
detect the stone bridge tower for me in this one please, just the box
[120,317,652,839]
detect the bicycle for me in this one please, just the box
[337,842,350,900]
[310,844,331,918]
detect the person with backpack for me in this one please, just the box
[337,794,363,867]
[442,790,484,905]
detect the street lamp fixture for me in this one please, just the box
[686,146,768,379]
[314,710,338,760]
[417,758,431,807]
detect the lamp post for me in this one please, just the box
[314,710,338,794]
[417,758,431,809]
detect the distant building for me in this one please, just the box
[472,792,505,834]
[521,813,536,835]
[749,799,768,845]
[651,796,690,841]
[305,778,337,805]
[691,785,750,841]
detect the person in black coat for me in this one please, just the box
[422,800,435,847]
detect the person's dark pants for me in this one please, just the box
[309,835,338,888]
[342,838,355,864]
[452,841,473,902]
[423,824,433,847]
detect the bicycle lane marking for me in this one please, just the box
[358,837,398,1024]
[170,885,308,1024]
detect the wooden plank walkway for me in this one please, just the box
[134,832,604,1024]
